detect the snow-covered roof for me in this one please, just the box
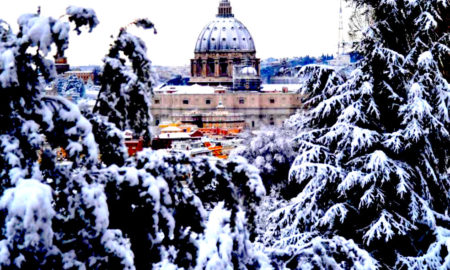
[239,66,258,76]
[65,70,93,74]
[155,83,302,94]
[260,84,302,93]
[161,126,183,132]
[155,84,216,95]
[158,133,195,140]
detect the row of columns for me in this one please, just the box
[191,58,260,78]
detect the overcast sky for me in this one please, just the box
[2,0,352,66]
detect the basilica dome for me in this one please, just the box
[195,18,256,53]
[190,0,260,88]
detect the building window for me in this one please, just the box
[207,59,215,76]
[154,99,160,104]
[239,98,245,104]
[205,99,211,105]
[219,58,228,77]
[183,99,189,105]
[270,98,275,104]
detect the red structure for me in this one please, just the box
[125,138,144,156]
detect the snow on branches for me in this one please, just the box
[66,6,99,34]
[94,19,155,144]
[268,0,450,268]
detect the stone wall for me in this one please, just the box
[152,92,303,129]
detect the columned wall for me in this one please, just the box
[190,51,260,86]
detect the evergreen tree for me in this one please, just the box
[0,7,136,269]
[189,155,269,269]
[79,102,128,167]
[231,128,298,199]
[269,0,450,268]
[0,6,273,270]
[94,19,156,145]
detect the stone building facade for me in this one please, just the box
[152,88,303,129]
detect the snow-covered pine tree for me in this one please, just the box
[231,128,298,199]
[79,102,128,167]
[189,155,270,269]
[268,0,450,268]
[102,149,269,269]
[102,150,208,269]
[94,19,156,145]
[0,7,136,269]
[1,6,270,270]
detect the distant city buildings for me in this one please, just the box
[63,71,94,83]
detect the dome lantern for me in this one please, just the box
[218,0,234,18]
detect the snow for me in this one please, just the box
[261,84,302,92]
[363,210,416,245]
[0,49,17,88]
[240,66,257,76]
[0,240,10,266]
[415,12,437,31]
[317,203,348,229]
[229,155,266,198]
[82,184,109,234]
[158,132,193,140]
[101,230,136,270]
[366,150,393,181]
[161,126,183,132]
[66,6,99,33]
[18,15,54,55]
[196,202,233,270]
[396,226,450,269]
[156,84,215,95]
[0,179,55,248]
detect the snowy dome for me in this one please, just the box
[239,66,258,76]
[195,17,255,53]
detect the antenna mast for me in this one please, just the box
[337,0,344,56]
